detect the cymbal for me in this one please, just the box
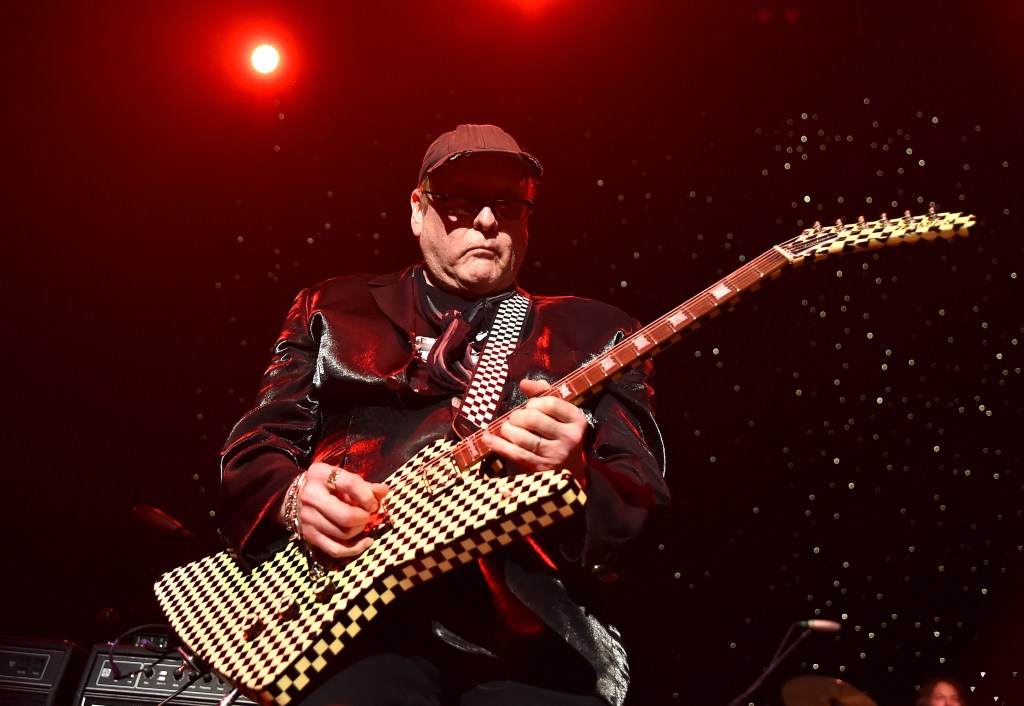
[781,675,878,706]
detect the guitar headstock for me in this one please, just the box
[777,206,976,264]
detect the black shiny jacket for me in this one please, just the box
[218,265,671,701]
[220,265,669,567]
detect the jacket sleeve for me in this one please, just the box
[580,352,669,574]
[508,307,671,577]
[218,288,322,555]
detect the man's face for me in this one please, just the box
[410,153,530,298]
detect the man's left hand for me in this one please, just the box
[481,378,587,482]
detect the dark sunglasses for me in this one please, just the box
[423,191,533,221]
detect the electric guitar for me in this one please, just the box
[155,209,975,705]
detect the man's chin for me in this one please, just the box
[456,274,511,298]
[453,262,504,286]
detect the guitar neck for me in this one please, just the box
[557,246,793,404]
[450,246,794,470]
[449,210,975,472]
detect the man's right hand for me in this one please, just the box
[282,462,389,558]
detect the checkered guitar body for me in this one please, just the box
[155,209,973,705]
[155,439,585,705]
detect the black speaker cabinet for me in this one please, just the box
[0,635,85,706]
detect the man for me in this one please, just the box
[220,124,670,705]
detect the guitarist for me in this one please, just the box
[219,124,671,705]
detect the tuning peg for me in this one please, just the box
[813,220,822,233]
[857,215,866,227]
[834,218,845,230]
[902,209,913,223]
[928,201,937,216]
[880,212,890,224]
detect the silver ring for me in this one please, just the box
[532,435,542,454]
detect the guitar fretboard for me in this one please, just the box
[450,210,974,473]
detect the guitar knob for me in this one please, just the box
[275,595,299,621]
[242,613,267,641]
[313,577,337,603]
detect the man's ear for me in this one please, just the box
[410,189,424,238]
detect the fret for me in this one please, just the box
[557,381,575,401]
[646,319,678,345]
[598,355,618,374]
[752,249,790,275]
[630,332,653,355]
[602,348,626,366]
[748,258,772,278]
[709,282,736,303]
[560,371,591,400]
[667,309,690,329]
[578,363,607,389]
[730,266,762,291]
[691,291,718,316]
[456,436,485,467]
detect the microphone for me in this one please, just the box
[800,619,842,632]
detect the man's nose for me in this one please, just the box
[474,206,498,232]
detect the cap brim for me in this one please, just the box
[421,149,543,182]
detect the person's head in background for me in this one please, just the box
[916,677,967,706]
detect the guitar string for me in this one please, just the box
[387,212,954,497]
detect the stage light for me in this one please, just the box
[251,44,280,74]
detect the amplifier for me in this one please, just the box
[75,643,255,705]
[0,635,85,706]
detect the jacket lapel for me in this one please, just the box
[369,265,420,337]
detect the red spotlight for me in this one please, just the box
[251,44,280,74]
[217,18,298,97]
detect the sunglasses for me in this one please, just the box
[423,191,533,221]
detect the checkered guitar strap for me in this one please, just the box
[452,291,531,438]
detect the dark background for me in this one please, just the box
[3,1,1022,704]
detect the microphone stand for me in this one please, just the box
[726,623,812,706]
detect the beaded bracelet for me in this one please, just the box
[283,470,326,578]
[283,470,309,540]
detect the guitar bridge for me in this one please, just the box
[419,456,465,496]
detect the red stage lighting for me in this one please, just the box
[251,44,280,74]
[216,17,299,98]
